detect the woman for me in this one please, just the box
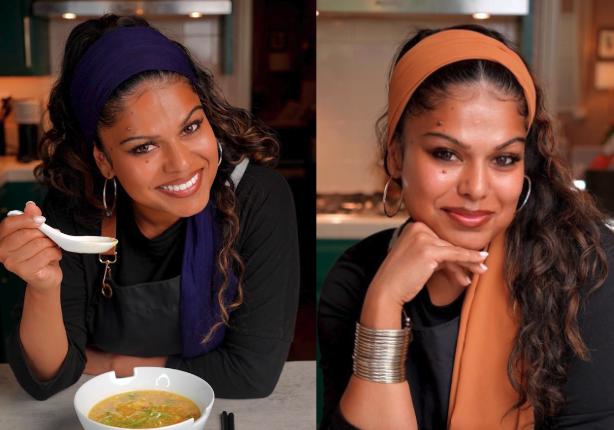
[0,14,299,401]
[318,24,614,430]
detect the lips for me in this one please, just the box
[155,168,203,198]
[157,168,202,188]
[442,207,494,228]
[442,207,494,216]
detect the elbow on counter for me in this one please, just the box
[221,378,278,399]
[214,348,289,399]
[6,326,85,402]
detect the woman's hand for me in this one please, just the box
[84,346,168,377]
[362,221,488,328]
[340,222,490,429]
[0,202,63,294]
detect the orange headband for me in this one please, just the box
[387,29,536,147]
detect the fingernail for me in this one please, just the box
[479,251,489,258]
[480,263,488,271]
[26,201,35,206]
[33,216,46,223]
[465,276,472,285]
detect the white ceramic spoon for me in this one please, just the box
[7,210,118,254]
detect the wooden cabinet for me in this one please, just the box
[0,0,50,76]
[0,181,46,362]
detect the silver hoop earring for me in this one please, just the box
[383,176,403,218]
[217,140,223,167]
[515,175,531,214]
[103,177,117,217]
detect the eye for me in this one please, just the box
[184,118,203,134]
[130,143,156,155]
[494,154,521,166]
[432,148,459,162]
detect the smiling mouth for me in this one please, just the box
[157,169,201,191]
[443,208,494,228]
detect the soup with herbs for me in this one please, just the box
[88,390,201,428]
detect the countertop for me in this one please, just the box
[317,213,406,240]
[0,361,315,430]
[0,155,41,188]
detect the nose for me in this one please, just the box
[457,160,489,201]
[163,138,191,174]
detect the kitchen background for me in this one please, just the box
[316,0,614,425]
[0,0,316,366]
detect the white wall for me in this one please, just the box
[316,16,520,194]
[0,11,251,153]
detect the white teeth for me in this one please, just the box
[160,172,199,192]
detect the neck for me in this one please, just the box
[131,200,181,240]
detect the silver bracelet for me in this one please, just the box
[352,309,412,384]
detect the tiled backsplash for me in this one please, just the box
[316,16,520,194]
[0,16,243,154]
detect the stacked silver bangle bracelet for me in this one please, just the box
[352,310,412,384]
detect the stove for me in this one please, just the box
[316,193,404,217]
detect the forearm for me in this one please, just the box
[166,335,290,399]
[19,283,68,382]
[339,285,418,430]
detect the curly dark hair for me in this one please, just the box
[376,24,612,427]
[36,14,280,345]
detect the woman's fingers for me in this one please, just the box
[13,237,60,264]
[441,261,474,286]
[19,246,62,283]
[431,244,488,266]
[0,213,45,244]
[1,227,48,254]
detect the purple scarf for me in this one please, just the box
[181,203,239,358]
[69,26,238,358]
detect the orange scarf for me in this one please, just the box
[447,228,534,429]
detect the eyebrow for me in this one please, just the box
[118,105,204,145]
[422,132,526,150]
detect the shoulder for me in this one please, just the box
[557,222,614,417]
[232,162,297,248]
[320,228,396,314]
[337,228,396,270]
[574,222,614,327]
[234,162,293,209]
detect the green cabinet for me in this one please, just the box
[0,181,46,362]
[316,239,358,427]
[0,0,50,76]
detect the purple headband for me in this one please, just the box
[69,26,198,146]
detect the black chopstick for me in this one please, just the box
[228,412,235,430]
[221,411,228,430]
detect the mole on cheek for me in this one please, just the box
[437,121,443,126]
[442,170,446,174]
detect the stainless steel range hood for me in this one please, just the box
[317,0,529,16]
[32,1,232,18]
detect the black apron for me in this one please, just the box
[85,273,183,357]
[404,309,461,430]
